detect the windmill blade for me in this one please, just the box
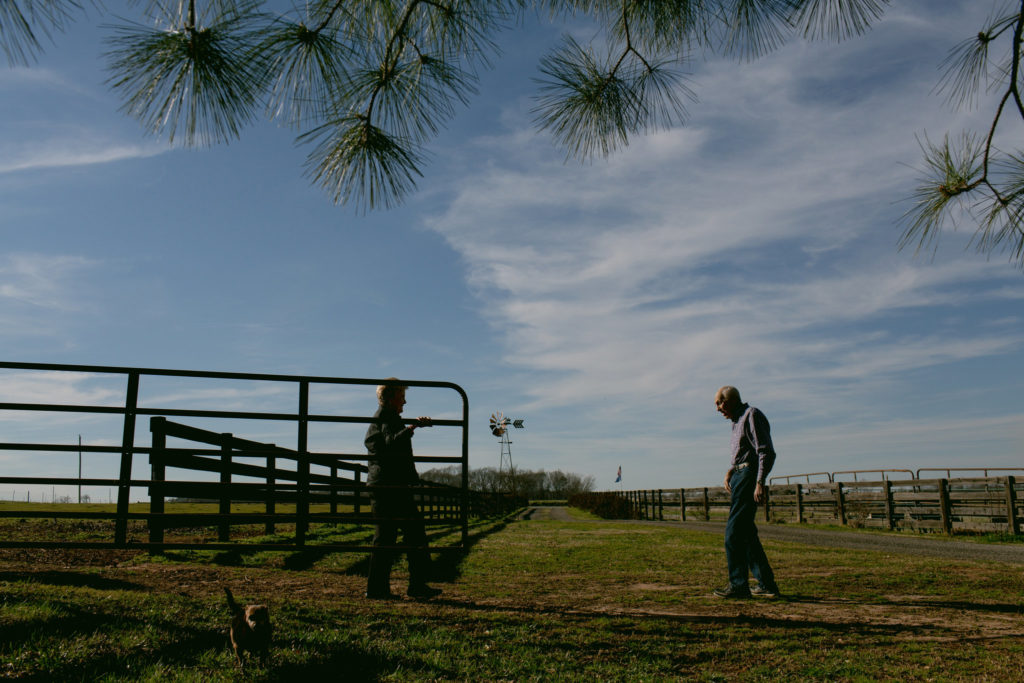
[490,411,506,436]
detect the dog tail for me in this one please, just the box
[224,587,242,616]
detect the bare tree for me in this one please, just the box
[421,465,595,497]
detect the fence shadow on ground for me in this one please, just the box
[428,596,950,639]
[0,570,145,592]
[431,513,522,584]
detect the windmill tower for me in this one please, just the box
[489,412,525,494]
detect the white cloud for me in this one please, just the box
[0,370,123,407]
[0,67,92,95]
[0,253,97,311]
[423,1,1024,485]
[0,139,166,174]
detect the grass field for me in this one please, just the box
[1,506,1023,681]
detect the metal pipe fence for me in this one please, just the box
[0,361,476,552]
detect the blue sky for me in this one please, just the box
[1,0,1022,501]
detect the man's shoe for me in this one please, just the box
[750,584,780,598]
[407,585,442,599]
[712,585,751,599]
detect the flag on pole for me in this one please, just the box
[615,466,621,483]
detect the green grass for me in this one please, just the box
[1,511,1022,680]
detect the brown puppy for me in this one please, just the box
[224,587,272,668]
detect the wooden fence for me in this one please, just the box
[146,417,509,552]
[612,475,1023,535]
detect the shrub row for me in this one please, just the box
[568,492,641,520]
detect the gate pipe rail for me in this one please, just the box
[0,361,470,549]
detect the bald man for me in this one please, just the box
[713,386,780,599]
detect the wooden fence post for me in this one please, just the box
[939,478,952,535]
[702,487,710,521]
[763,484,771,522]
[679,488,686,522]
[330,464,338,515]
[354,470,362,517]
[835,482,846,526]
[265,449,276,535]
[148,417,166,553]
[219,435,232,542]
[1006,476,1019,535]
[884,479,895,531]
[296,380,310,546]
[658,489,664,521]
[796,483,803,524]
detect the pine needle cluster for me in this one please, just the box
[6,0,894,214]
[901,2,1024,268]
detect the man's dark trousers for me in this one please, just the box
[724,466,775,591]
[367,492,431,594]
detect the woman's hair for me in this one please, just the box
[377,378,407,406]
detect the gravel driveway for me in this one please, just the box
[520,506,1024,564]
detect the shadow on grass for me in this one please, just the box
[211,549,245,566]
[267,645,455,682]
[1,598,445,683]
[0,570,144,592]
[0,597,224,661]
[280,514,519,580]
[783,593,1024,615]
[199,514,517,576]
[430,513,520,583]
[423,596,958,639]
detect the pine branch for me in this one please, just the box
[1,0,89,65]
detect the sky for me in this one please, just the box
[1,0,1022,502]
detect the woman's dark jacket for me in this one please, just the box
[364,405,420,488]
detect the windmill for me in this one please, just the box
[489,412,525,493]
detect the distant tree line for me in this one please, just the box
[420,466,595,500]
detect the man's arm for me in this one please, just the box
[748,409,775,503]
[748,409,776,486]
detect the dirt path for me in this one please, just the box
[517,506,577,521]
[678,519,1024,564]
[520,506,1024,564]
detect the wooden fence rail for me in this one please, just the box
[611,475,1023,535]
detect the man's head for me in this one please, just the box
[714,385,742,421]
[377,379,407,413]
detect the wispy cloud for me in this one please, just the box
[0,253,97,311]
[423,2,1024,482]
[0,370,123,408]
[0,139,167,174]
[0,66,95,96]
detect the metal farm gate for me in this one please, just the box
[0,361,470,553]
